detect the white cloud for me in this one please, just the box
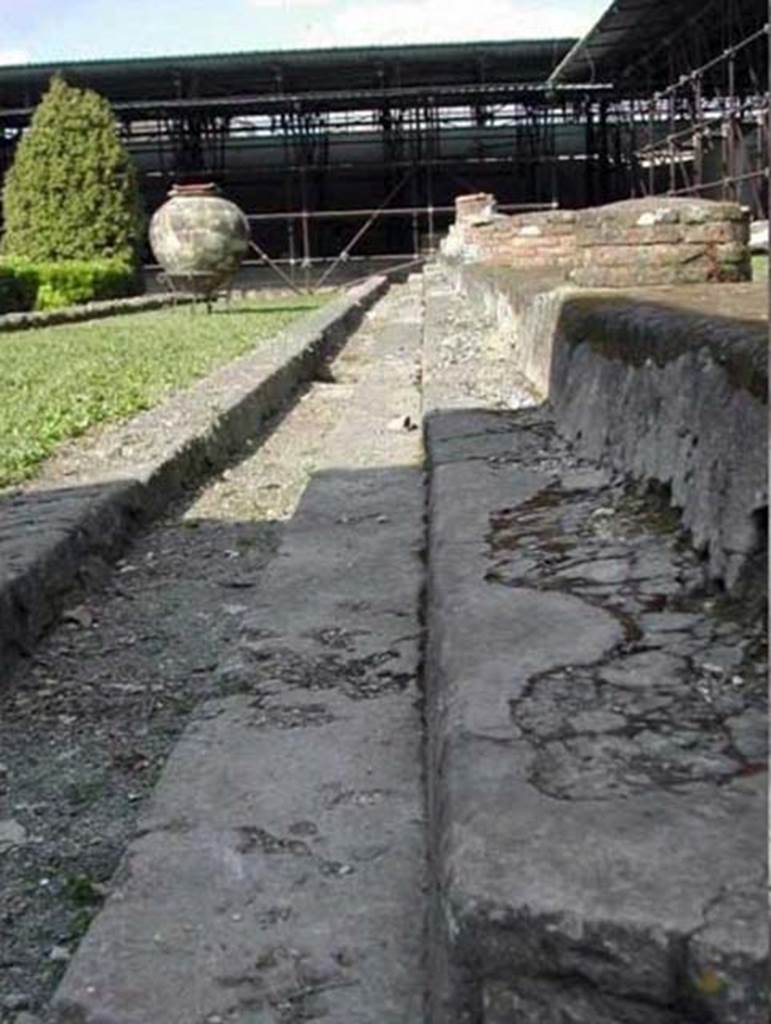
[247,0,331,8]
[294,0,599,48]
[0,49,30,66]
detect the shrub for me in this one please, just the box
[0,258,138,313]
[32,259,137,310]
[0,263,38,313]
[1,75,145,265]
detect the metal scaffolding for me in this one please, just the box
[550,0,769,219]
[0,6,767,288]
[0,39,627,280]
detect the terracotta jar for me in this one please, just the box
[149,183,250,297]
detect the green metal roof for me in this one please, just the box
[0,38,577,116]
[0,36,577,73]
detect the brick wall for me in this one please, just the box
[442,196,577,271]
[572,197,751,286]
[442,194,751,287]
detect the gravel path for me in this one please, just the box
[0,284,418,1022]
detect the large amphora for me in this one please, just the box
[149,183,250,299]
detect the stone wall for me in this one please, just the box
[445,261,767,592]
[442,194,751,287]
[442,194,577,271]
[550,295,767,591]
[572,198,751,287]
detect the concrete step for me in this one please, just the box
[51,283,428,1024]
[424,407,767,1024]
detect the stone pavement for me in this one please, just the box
[2,273,763,1023]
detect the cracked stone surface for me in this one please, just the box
[489,469,766,801]
[423,270,766,1024]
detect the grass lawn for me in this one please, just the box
[751,254,768,284]
[0,294,328,487]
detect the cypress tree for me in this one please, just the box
[1,75,145,263]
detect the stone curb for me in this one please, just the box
[441,261,767,592]
[0,292,197,333]
[550,294,767,591]
[0,276,387,677]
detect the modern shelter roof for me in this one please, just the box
[548,0,767,90]
[0,38,576,118]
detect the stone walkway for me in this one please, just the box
[0,274,766,1024]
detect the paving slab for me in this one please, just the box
[52,278,428,1024]
[424,407,767,1024]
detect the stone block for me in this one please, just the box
[456,193,496,224]
[714,241,750,263]
[571,261,714,287]
[586,242,707,268]
[576,222,684,246]
[682,221,749,244]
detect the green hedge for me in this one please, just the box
[0,263,39,313]
[0,259,138,314]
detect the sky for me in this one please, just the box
[0,0,610,65]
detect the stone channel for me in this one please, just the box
[0,273,766,1024]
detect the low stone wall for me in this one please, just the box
[442,194,577,272]
[573,198,751,287]
[443,194,751,287]
[0,292,194,333]
[446,261,767,592]
[550,294,767,590]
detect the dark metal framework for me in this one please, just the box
[0,8,767,286]
[550,0,769,219]
[0,39,629,281]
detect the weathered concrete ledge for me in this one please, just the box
[550,293,768,590]
[424,407,767,1024]
[0,291,195,333]
[444,261,767,591]
[0,276,387,677]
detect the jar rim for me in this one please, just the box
[168,182,222,198]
